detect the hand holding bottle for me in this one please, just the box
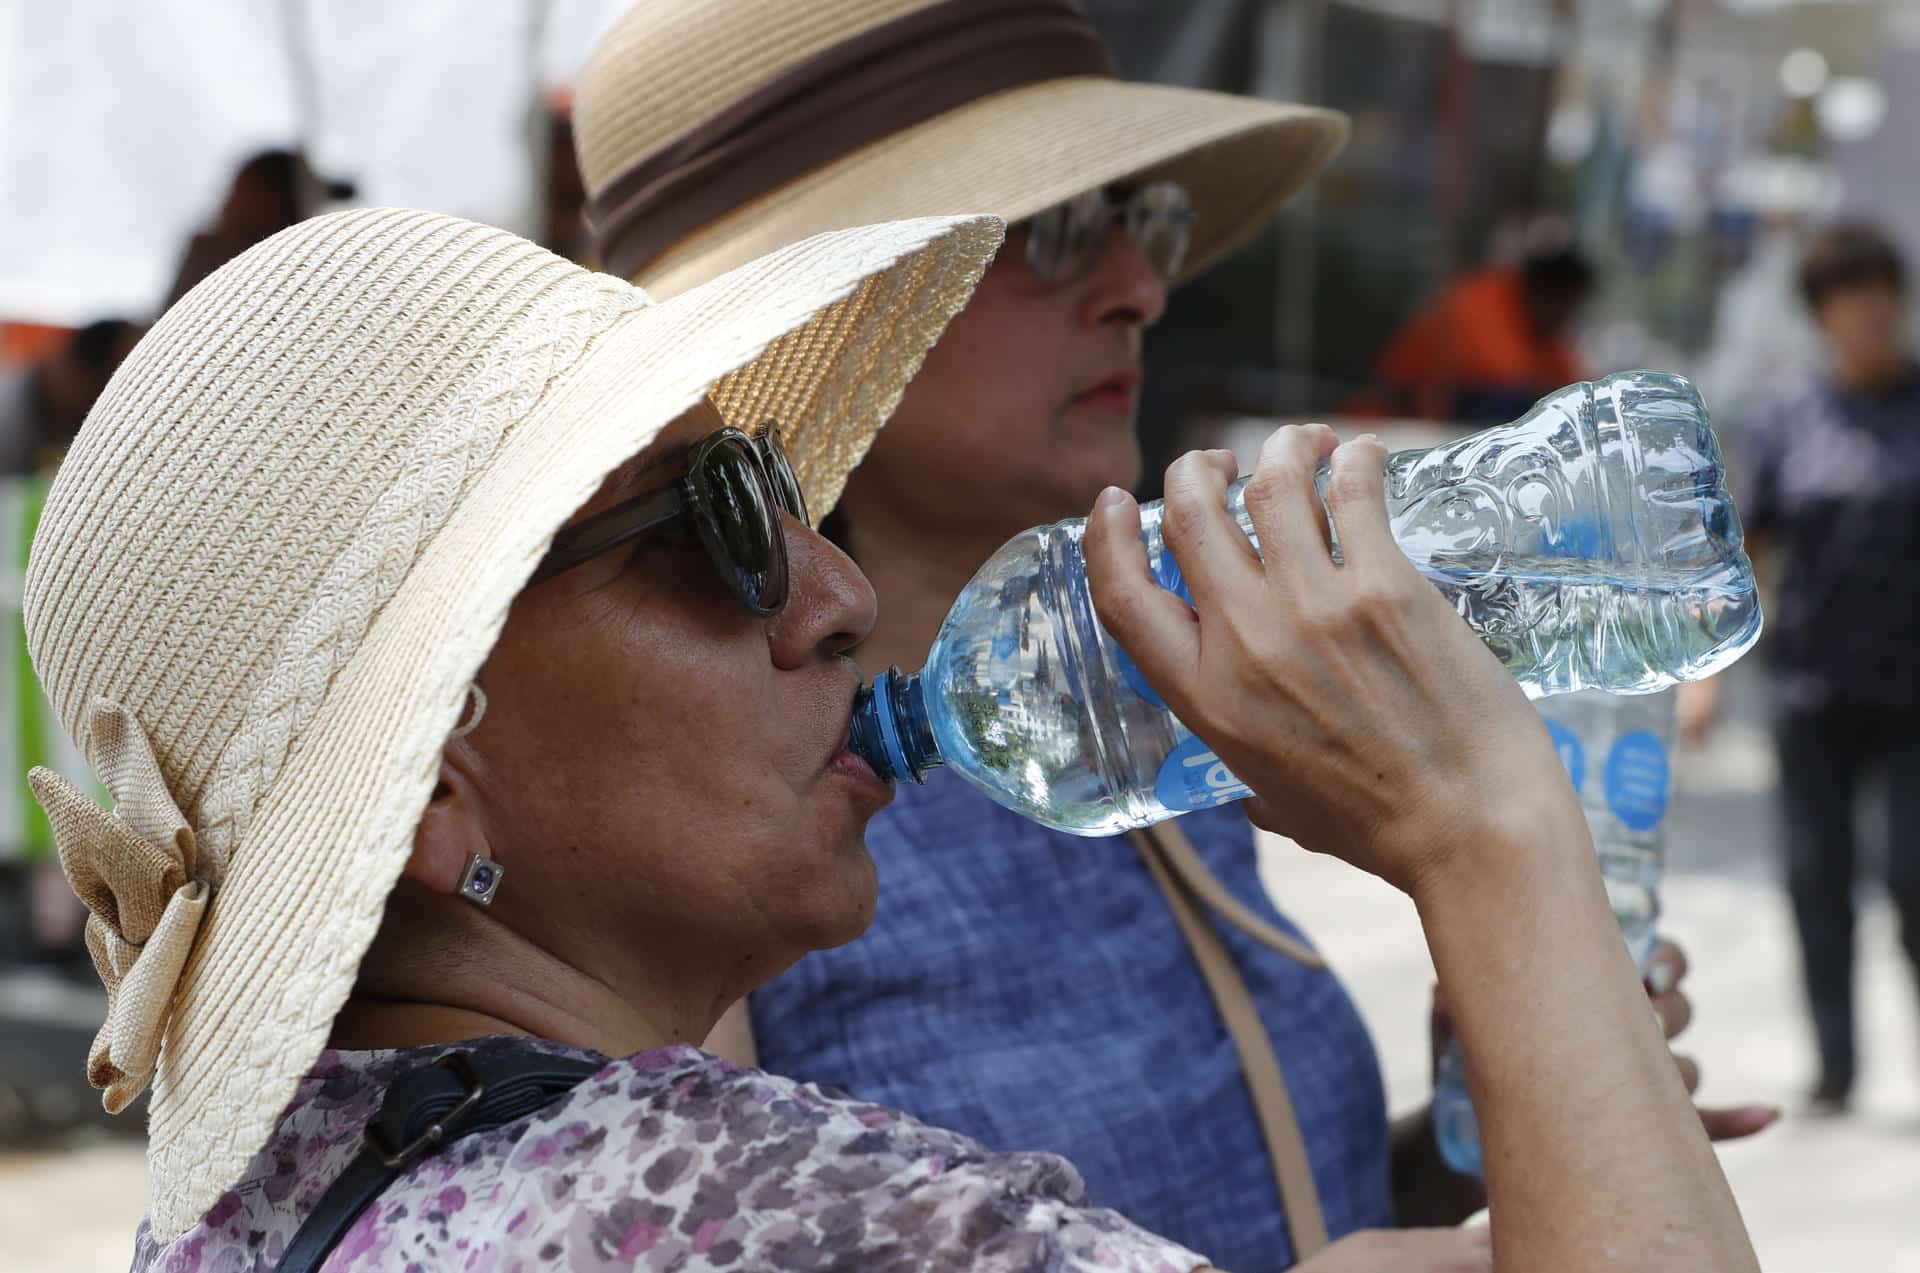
[1086,424,1760,1273]
[1083,425,1587,895]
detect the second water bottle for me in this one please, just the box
[1431,687,1678,1176]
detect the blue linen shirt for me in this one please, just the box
[750,770,1395,1272]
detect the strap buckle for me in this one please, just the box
[363,1050,487,1170]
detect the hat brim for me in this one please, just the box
[138,214,1001,1240]
[634,77,1348,297]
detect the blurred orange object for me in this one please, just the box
[1374,266,1586,422]
[0,323,71,368]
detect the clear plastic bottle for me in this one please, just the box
[850,371,1758,835]
[1430,688,1677,1176]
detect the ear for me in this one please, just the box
[407,746,493,894]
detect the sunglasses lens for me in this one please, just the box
[1137,215,1189,281]
[758,430,809,522]
[1131,183,1193,281]
[1026,189,1113,284]
[695,434,785,613]
[1025,184,1192,286]
[1023,208,1073,283]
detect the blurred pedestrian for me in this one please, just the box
[164,149,354,309]
[575,4,1770,1269]
[1370,244,1595,424]
[1681,220,1920,1115]
[0,319,137,978]
[541,97,590,263]
[0,319,139,472]
[0,317,137,1148]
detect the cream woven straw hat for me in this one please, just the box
[576,0,1350,296]
[24,205,999,1239]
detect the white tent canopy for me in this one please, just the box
[0,0,627,326]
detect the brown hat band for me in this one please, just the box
[586,0,1116,280]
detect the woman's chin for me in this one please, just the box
[808,844,880,951]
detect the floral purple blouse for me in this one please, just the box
[131,1035,1208,1272]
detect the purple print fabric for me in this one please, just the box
[131,1034,1207,1272]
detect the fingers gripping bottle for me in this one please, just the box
[849,371,1758,835]
[1430,688,1678,1177]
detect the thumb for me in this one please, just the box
[1701,1103,1781,1141]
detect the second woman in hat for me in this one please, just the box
[574,3,1773,1269]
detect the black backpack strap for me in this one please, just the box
[275,1045,605,1273]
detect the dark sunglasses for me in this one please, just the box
[530,427,807,616]
[1022,180,1195,286]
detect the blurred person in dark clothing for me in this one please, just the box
[1682,221,1920,1116]
[0,320,139,472]
[1370,245,1595,423]
[0,320,137,989]
[165,150,355,308]
[542,103,590,263]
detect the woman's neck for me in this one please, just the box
[328,880,721,1059]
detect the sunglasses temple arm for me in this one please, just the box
[528,487,687,586]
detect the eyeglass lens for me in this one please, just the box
[1024,182,1191,285]
[756,432,809,523]
[694,434,783,612]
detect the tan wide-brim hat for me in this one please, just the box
[575,0,1350,297]
[23,206,1000,1240]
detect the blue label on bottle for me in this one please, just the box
[1545,718,1586,793]
[1153,732,1254,813]
[1114,547,1192,710]
[1603,729,1670,832]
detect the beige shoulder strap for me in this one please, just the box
[1131,820,1330,1260]
[1147,817,1325,970]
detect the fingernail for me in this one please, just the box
[1647,962,1677,997]
[1096,486,1128,512]
[1652,1006,1667,1034]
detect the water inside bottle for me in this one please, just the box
[920,536,1755,836]
[922,524,1192,835]
[1422,553,1760,697]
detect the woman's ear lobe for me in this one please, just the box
[405,755,490,893]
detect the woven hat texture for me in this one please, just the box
[575,0,1349,296]
[24,205,1000,1239]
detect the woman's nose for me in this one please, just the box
[766,514,878,668]
[1078,231,1170,331]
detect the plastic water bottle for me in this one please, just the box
[1431,688,1677,1176]
[849,371,1758,835]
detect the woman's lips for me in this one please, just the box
[826,705,893,803]
[1073,371,1141,416]
[828,746,893,804]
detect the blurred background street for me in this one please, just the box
[1261,654,1920,1272]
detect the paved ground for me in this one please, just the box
[4,680,1916,1269]
[1257,698,1920,1272]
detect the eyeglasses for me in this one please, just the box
[531,427,808,616]
[1022,180,1195,287]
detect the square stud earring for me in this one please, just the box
[458,853,505,907]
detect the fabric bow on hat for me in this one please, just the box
[29,700,208,1113]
